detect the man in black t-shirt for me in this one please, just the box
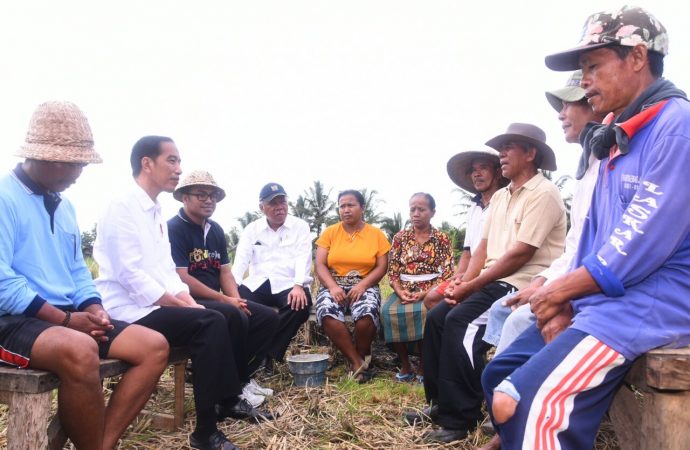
[167,171,279,402]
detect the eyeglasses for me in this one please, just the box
[187,191,221,202]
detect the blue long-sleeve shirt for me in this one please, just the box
[572,97,690,360]
[0,166,100,316]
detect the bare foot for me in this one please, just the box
[478,434,501,450]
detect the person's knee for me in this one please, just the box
[119,325,169,367]
[425,302,448,326]
[423,290,443,310]
[492,391,518,424]
[57,334,101,382]
[294,305,310,322]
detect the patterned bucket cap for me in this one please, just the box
[173,170,226,202]
[545,70,585,112]
[545,5,668,71]
[17,101,102,164]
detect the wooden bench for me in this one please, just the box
[610,345,690,450]
[0,346,190,450]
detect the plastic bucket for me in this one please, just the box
[286,353,329,387]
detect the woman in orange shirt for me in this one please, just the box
[315,190,391,383]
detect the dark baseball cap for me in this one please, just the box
[259,182,287,202]
[545,6,668,71]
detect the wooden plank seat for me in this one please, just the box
[609,345,690,450]
[0,346,191,450]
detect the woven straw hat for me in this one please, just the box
[17,101,102,164]
[173,170,226,202]
[447,147,509,194]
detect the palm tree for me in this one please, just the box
[289,195,311,220]
[554,174,574,230]
[293,180,336,236]
[452,187,475,227]
[237,211,261,229]
[438,221,465,261]
[380,212,406,240]
[224,227,241,261]
[360,187,384,225]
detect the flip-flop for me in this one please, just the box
[356,368,376,384]
[349,355,373,381]
[395,372,416,382]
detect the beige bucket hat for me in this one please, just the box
[17,101,102,164]
[447,147,509,194]
[173,170,227,202]
[485,123,557,171]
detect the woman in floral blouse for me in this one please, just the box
[382,193,454,382]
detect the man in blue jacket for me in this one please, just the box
[483,7,690,449]
[0,101,169,450]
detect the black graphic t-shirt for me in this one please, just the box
[167,208,230,293]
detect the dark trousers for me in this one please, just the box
[422,281,516,431]
[135,307,238,435]
[239,280,311,362]
[198,299,279,381]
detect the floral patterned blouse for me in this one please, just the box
[388,227,454,292]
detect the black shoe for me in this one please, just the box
[422,427,469,443]
[263,357,275,376]
[189,430,241,450]
[216,398,275,422]
[403,404,439,425]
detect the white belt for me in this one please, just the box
[400,273,440,282]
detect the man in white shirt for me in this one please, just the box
[95,136,268,450]
[232,183,313,368]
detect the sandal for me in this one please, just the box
[356,367,376,384]
[395,372,416,382]
[349,355,372,381]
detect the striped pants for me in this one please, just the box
[482,325,632,450]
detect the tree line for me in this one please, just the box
[81,176,574,264]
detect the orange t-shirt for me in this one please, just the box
[316,222,391,277]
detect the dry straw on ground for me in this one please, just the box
[0,329,620,449]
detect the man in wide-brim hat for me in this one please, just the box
[168,170,279,406]
[484,6,690,450]
[0,101,169,449]
[420,148,506,312]
[416,122,566,444]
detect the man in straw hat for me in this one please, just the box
[168,171,279,405]
[422,148,507,311]
[479,71,605,450]
[409,123,566,444]
[231,182,314,372]
[94,137,270,450]
[0,101,169,450]
[483,6,690,449]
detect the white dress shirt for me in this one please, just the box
[94,184,189,323]
[539,156,601,283]
[232,215,313,294]
[463,198,489,254]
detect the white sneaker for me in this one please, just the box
[247,378,274,397]
[240,386,265,407]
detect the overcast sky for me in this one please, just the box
[1,1,688,233]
